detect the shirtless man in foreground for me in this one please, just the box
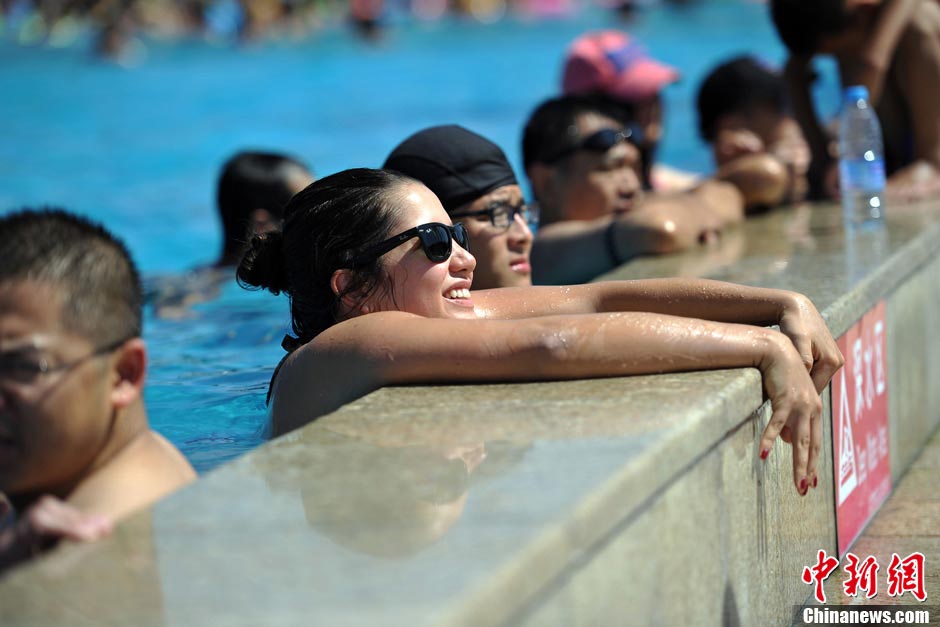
[0,208,195,571]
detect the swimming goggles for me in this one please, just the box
[347,222,470,266]
[543,126,639,164]
[450,201,539,231]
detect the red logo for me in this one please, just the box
[802,550,840,603]
[802,551,927,603]
[842,552,879,598]
[886,552,926,601]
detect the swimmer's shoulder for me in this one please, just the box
[68,432,195,520]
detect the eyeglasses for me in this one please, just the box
[543,127,640,164]
[347,222,470,267]
[450,201,539,231]
[0,336,131,389]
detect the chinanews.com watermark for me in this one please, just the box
[793,550,936,625]
[794,606,937,625]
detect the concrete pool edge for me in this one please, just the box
[2,202,940,626]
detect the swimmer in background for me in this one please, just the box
[149,150,314,317]
[0,209,195,572]
[771,0,940,201]
[522,94,743,285]
[696,55,812,210]
[383,125,535,289]
[237,168,843,495]
[561,30,693,193]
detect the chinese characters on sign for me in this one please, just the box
[803,550,927,603]
[831,301,891,556]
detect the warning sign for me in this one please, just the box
[831,301,891,556]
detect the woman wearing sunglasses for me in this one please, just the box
[384,125,536,290]
[238,168,842,496]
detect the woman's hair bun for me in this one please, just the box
[236,230,289,295]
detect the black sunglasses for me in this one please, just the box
[450,201,538,231]
[543,127,639,164]
[347,222,470,267]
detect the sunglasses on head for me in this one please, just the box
[347,222,470,267]
[543,126,639,164]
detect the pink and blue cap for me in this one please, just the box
[561,31,679,103]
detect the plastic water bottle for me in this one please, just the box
[838,85,886,226]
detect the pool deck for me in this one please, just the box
[2,200,939,626]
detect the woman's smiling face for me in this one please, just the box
[364,183,478,320]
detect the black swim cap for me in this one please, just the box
[383,125,518,212]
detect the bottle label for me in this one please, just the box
[839,157,886,191]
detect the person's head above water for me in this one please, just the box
[697,55,810,202]
[0,208,193,516]
[0,208,142,351]
[561,30,679,189]
[383,125,534,289]
[217,150,314,266]
[522,94,644,226]
[237,168,477,351]
[770,0,870,57]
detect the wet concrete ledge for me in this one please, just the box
[2,202,939,626]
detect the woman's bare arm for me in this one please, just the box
[474,280,842,392]
[275,310,839,493]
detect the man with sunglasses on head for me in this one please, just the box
[0,208,195,572]
[523,94,744,285]
[384,125,536,289]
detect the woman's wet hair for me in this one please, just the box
[236,167,415,350]
[217,150,313,259]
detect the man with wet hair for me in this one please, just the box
[522,94,743,285]
[697,55,811,207]
[0,208,195,571]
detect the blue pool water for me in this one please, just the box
[1,2,836,472]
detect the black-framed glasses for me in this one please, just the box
[347,222,470,267]
[543,127,640,164]
[451,200,539,231]
[0,336,132,388]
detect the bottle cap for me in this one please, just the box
[844,85,869,102]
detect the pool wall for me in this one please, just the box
[2,200,938,626]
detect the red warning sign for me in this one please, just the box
[831,301,891,556]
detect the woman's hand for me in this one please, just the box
[757,331,826,495]
[777,293,845,393]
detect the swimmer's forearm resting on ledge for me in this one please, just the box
[286,282,840,493]
[473,280,837,389]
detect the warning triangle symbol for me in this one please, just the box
[838,368,858,505]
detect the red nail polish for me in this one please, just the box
[813,476,818,488]
[800,478,808,493]
[759,448,770,460]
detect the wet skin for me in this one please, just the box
[356,183,479,320]
[0,282,116,499]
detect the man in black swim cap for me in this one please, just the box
[384,125,535,289]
